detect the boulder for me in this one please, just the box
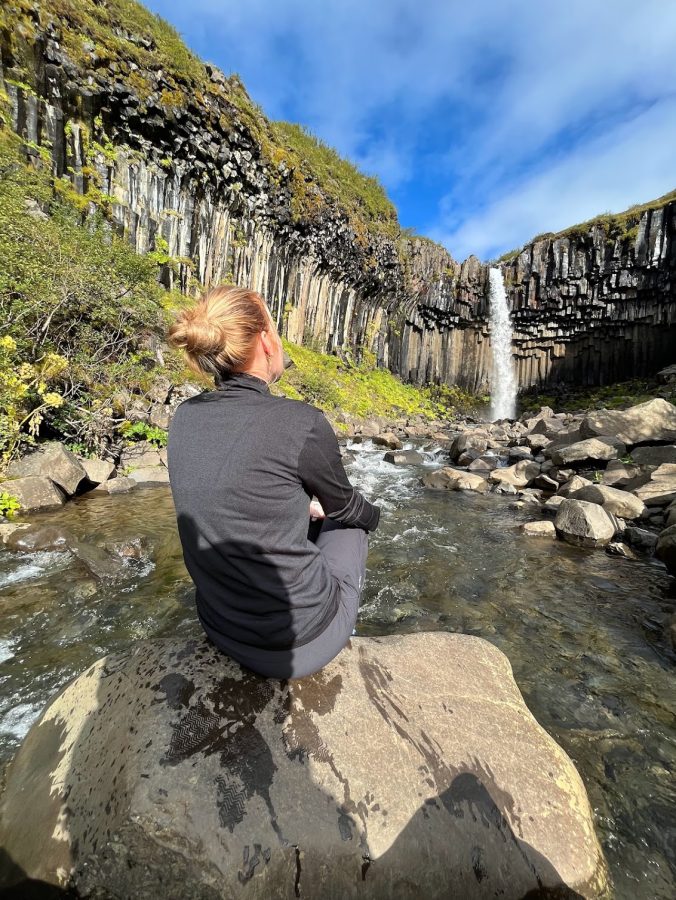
[532,473,559,492]
[630,445,676,466]
[372,432,403,450]
[606,542,638,560]
[558,475,593,498]
[517,488,543,504]
[632,463,676,507]
[422,468,490,493]
[467,456,499,473]
[543,427,583,452]
[569,485,646,520]
[492,482,518,495]
[449,432,488,461]
[127,466,171,485]
[525,433,551,452]
[149,403,172,430]
[549,438,623,467]
[601,460,640,487]
[667,503,676,528]
[119,441,164,470]
[0,476,65,511]
[529,417,567,438]
[655,524,676,576]
[0,635,608,899]
[0,522,31,544]
[521,520,556,538]
[507,446,534,462]
[356,420,380,437]
[5,523,74,553]
[383,450,424,466]
[624,526,659,554]
[79,456,116,485]
[6,441,87,496]
[657,364,676,384]
[579,398,676,445]
[554,499,617,548]
[456,449,482,466]
[489,460,540,489]
[543,495,566,513]
[87,475,137,495]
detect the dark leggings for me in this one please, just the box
[212,518,369,680]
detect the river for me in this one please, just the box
[0,438,674,898]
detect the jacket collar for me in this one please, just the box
[214,370,271,394]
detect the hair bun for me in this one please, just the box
[166,284,273,379]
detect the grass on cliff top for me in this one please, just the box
[272,123,399,236]
[496,188,676,263]
[271,339,486,425]
[1,0,407,247]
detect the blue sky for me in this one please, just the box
[145,0,676,262]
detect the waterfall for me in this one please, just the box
[487,267,517,420]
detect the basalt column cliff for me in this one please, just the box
[1,0,674,393]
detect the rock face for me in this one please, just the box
[0,634,608,899]
[2,8,675,395]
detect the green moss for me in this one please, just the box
[271,122,399,238]
[0,0,423,255]
[272,338,486,421]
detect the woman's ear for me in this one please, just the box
[260,328,273,355]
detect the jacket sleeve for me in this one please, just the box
[298,411,381,532]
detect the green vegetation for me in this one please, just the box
[273,338,487,422]
[0,125,191,469]
[0,0,411,253]
[0,491,21,519]
[0,118,480,467]
[119,421,168,448]
[518,377,676,415]
[271,123,399,239]
[527,190,676,250]
[489,189,676,266]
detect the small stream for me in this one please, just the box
[0,439,674,898]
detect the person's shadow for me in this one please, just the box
[0,515,594,899]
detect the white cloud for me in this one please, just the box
[433,96,676,260]
[148,0,676,259]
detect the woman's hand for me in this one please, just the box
[309,499,325,520]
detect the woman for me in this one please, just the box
[166,285,381,679]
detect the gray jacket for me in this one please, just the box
[167,371,380,652]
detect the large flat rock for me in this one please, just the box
[0,634,608,899]
[580,398,676,445]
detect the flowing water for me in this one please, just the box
[0,439,674,898]
[488,267,518,421]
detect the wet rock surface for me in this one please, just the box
[0,633,608,899]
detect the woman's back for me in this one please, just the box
[167,370,378,654]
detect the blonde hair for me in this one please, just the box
[167,285,276,378]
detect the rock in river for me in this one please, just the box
[0,633,607,899]
[554,499,617,548]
